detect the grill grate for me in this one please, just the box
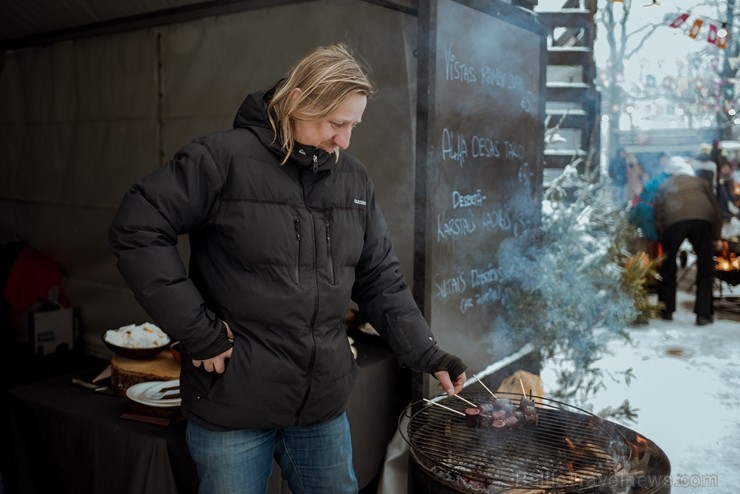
[405,392,631,492]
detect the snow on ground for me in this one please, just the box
[542,280,740,494]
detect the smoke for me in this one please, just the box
[493,165,637,408]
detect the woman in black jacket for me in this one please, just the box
[109,43,466,494]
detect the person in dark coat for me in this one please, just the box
[608,146,629,207]
[717,161,740,221]
[109,44,467,494]
[654,157,724,326]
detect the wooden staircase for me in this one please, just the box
[536,0,600,180]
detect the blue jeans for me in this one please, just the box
[185,412,358,494]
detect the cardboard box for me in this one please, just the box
[21,307,78,355]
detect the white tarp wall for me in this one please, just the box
[0,0,417,356]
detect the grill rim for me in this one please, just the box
[401,392,633,493]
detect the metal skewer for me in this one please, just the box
[473,373,497,399]
[519,378,527,398]
[423,398,465,416]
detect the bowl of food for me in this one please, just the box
[102,322,171,359]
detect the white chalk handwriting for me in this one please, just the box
[442,43,529,96]
[433,272,467,299]
[481,208,512,233]
[444,43,477,84]
[436,206,512,243]
[452,189,485,209]
[441,128,468,167]
[436,211,477,242]
[432,263,505,314]
[441,128,527,167]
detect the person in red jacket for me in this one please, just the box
[109,44,466,494]
[654,157,724,326]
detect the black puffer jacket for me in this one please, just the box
[109,86,451,430]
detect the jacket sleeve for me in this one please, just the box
[108,141,231,359]
[351,179,449,374]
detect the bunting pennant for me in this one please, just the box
[669,13,689,28]
[708,24,718,44]
[717,34,729,49]
[688,19,704,39]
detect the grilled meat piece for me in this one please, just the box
[463,397,538,431]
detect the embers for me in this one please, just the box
[716,240,740,271]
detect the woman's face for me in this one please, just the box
[292,92,367,154]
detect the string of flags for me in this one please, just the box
[609,0,661,6]
[668,13,729,49]
[608,2,730,49]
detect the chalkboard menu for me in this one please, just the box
[413,0,547,381]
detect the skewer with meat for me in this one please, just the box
[464,396,538,430]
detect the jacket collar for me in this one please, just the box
[293,145,335,174]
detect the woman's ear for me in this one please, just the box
[289,87,302,101]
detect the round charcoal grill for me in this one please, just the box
[403,392,667,493]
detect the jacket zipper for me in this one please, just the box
[325,220,335,285]
[293,218,301,285]
[295,212,319,423]
[312,154,318,173]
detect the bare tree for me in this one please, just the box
[717,0,739,140]
[598,0,664,161]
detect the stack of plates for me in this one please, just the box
[125,379,181,408]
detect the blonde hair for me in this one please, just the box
[267,43,375,165]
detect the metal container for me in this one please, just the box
[403,392,671,493]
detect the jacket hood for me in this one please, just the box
[666,156,694,176]
[233,81,334,171]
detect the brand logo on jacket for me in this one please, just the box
[354,199,367,206]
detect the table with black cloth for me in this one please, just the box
[2,332,409,494]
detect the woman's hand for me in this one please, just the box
[192,321,234,373]
[434,369,467,397]
[192,349,232,373]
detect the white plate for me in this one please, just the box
[125,379,181,408]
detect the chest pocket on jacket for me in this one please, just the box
[324,211,364,285]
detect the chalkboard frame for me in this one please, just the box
[413,0,548,394]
